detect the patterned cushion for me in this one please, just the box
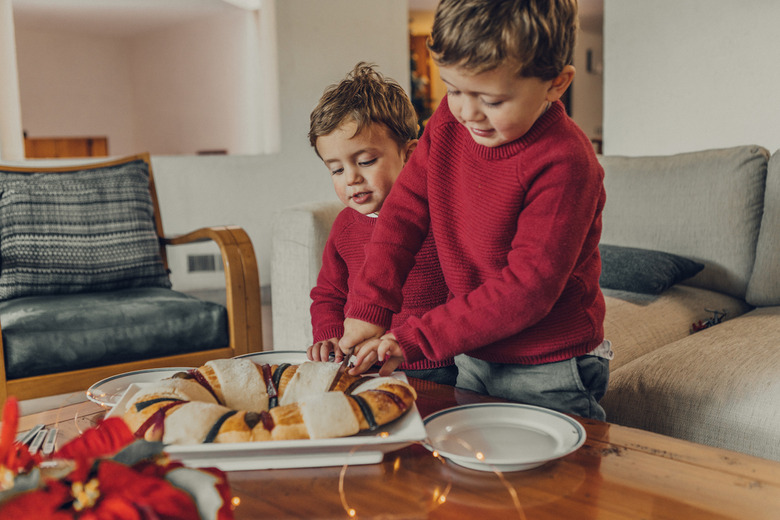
[0,158,171,301]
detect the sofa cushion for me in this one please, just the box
[746,150,780,305]
[599,145,768,299]
[603,285,752,371]
[599,244,704,294]
[0,158,171,301]
[271,200,342,348]
[0,287,228,379]
[601,306,780,462]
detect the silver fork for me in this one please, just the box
[17,424,58,455]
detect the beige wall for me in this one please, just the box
[15,11,259,156]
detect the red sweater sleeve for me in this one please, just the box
[344,131,433,329]
[310,212,350,343]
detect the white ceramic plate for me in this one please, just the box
[234,349,310,364]
[86,367,193,408]
[423,403,586,472]
[106,352,425,471]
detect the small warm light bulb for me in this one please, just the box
[438,495,447,505]
[432,450,439,458]
[348,508,357,517]
[379,431,390,438]
[231,496,241,508]
[475,452,485,461]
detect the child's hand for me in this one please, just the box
[349,333,404,376]
[307,338,340,362]
[339,318,385,355]
[376,333,404,376]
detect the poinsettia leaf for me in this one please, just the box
[165,467,233,520]
[0,467,41,504]
[52,417,134,461]
[0,397,19,465]
[110,439,165,466]
[0,481,72,519]
[96,460,201,519]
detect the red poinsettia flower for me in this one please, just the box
[1,399,234,520]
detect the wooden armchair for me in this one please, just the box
[0,153,263,405]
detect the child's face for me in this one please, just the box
[316,121,415,215]
[439,62,571,148]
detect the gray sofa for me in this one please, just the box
[271,145,780,462]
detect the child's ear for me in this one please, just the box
[546,65,575,102]
[403,139,419,163]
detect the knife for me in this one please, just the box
[327,349,354,392]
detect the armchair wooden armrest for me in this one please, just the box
[163,225,263,356]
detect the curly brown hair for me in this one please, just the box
[309,62,419,157]
[427,0,578,80]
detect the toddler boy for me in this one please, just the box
[307,63,457,386]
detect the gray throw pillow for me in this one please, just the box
[599,244,704,295]
[0,158,171,301]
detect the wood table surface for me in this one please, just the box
[17,378,780,520]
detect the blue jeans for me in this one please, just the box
[404,364,459,386]
[454,354,609,420]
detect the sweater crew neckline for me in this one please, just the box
[463,100,564,161]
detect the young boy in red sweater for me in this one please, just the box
[306,63,457,386]
[339,0,612,419]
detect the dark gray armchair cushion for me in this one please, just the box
[599,244,705,295]
[0,158,171,301]
[0,287,228,379]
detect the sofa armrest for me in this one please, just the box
[271,201,342,349]
[164,225,263,355]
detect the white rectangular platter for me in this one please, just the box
[106,351,426,471]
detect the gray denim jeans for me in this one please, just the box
[454,354,610,421]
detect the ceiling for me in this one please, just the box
[12,0,603,38]
[11,0,238,37]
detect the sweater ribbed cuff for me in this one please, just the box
[345,302,393,329]
[392,325,426,365]
[313,325,344,344]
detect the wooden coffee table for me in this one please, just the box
[16,379,780,519]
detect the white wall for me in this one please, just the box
[603,0,780,156]
[131,11,261,155]
[16,28,137,154]
[152,0,411,293]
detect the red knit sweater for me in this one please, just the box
[310,207,454,370]
[345,98,606,366]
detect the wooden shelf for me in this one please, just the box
[24,136,108,158]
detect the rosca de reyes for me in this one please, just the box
[120,358,417,445]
